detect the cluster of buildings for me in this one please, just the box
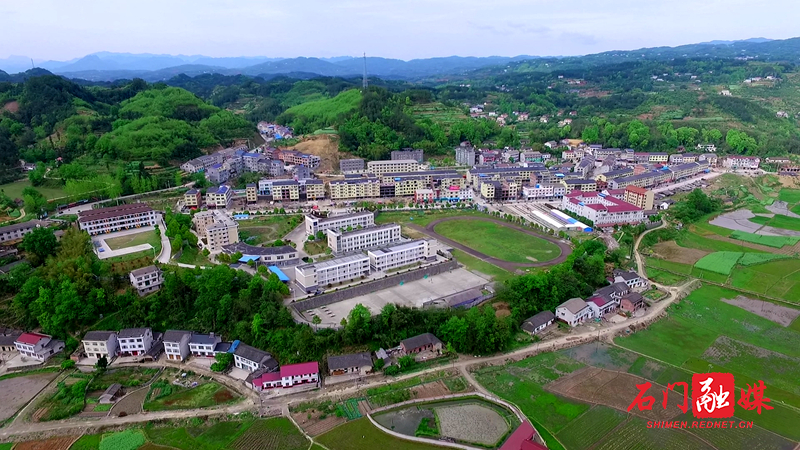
[296,212,435,293]
[521,270,648,335]
[257,122,293,141]
[0,330,65,362]
[559,186,653,228]
[181,146,320,186]
[326,333,442,377]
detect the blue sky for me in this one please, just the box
[1,0,796,60]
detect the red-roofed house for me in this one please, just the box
[499,421,548,450]
[586,295,618,317]
[560,190,645,228]
[14,332,65,362]
[252,361,320,390]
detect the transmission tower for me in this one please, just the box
[362,53,368,89]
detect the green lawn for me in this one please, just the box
[450,249,514,283]
[316,417,444,450]
[434,219,561,264]
[644,267,686,285]
[143,382,240,411]
[766,214,800,232]
[303,239,330,256]
[778,188,800,204]
[177,246,211,266]
[0,179,67,200]
[104,230,161,250]
[237,215,302,245]
[375,209,484,227]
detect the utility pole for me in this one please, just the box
[362,53,368,90]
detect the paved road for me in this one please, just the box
[409,216,572,271]
[155,217,171,263]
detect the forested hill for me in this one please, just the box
[0,73,253,183]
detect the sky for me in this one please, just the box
[1,0,797,61]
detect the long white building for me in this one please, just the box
[304,212,375,236]
[327,223,401,254]
[368,240,429,272]
[295,254,370,293]
[78,204,158,236]
[560,190,644,228]
[366,159,420,175]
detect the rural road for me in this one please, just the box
[0,215,690,442]
[409,216,573,271]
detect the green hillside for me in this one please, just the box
[277,88,361,134]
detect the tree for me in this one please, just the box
[373,358,385,371]
[312,315,321,329]
[726,129,758,154]
[211,352,233,372]
[61,360,75,370]
[22,187,47,215]
[398,355,416,370]
[95,356,108,371]
[19,227,58,266]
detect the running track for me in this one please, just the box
[408,216,572,271]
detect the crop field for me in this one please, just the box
[316,417,446,450]
[674,411,798,450]
[555,406,627,450]
[738,252,793,265]
[0,371,59,422]
[69,435,101,450]
[594,416,714,450]
[762,214,800,232]
[644,267,686,285]
[779,188,800,204]
[99,430,146,450]
[143,382,239,411]
[12,436,78,450]
[730,230,800,248]
[693,251,743,274]
[435,401,511,446]
[230,418,308,450]
[433,219,561,263]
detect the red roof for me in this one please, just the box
[280,361,319,378]
[625,185,649,195]
[587,204,607,211]
[500,421,536,450]
[606,203,641,212]
[521,441,548,450]
[587,295,608,307]
[16,332,47,345]
[254,372,281,386]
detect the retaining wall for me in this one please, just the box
[291,259,459,312]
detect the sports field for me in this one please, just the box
[433,219,561,263]
[104,230,160,250]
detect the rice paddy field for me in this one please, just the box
[473,286,800,449]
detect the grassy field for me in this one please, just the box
[374,209,485,227]
[88,367,159,390]
[0,179,67,200]
[104,230,161,250]
[450,249,514,283]
[730,230,800,248]
[177,246,211,266]
[693,251,743,274]
[237,215,302,245]
[143,382,239,411]
[555,406,627,450]
[303,239,329,256]
[433,219,561,263]
[644,267,687,285]
[316,417,445,450]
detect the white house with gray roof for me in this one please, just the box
[82,331,118,360]
[129,266,163,296]
[189,333,222,358]
[233,343,278,373]
[556,298,593,327]
[118,328,153,356]
[163,330,192,361]
[521,311,555,335]
[327,352,373,376]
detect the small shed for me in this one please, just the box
[99,383,123,404]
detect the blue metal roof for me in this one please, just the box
[268,266,290,282]
[238,255,259,263]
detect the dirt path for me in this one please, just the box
[409,216,572,271]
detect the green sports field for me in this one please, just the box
[433,219,561,263]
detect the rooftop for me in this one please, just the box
[558,298,589,315]
[327,352,372,371]
[222,242,296,256]
[78,204,153,223]
[313,211,374,224]
[401,333,442,351]
[163,330,192,343]
[118,328,151,338]
[328,223,400,238]
[83,331,116,341]
[130,265,159,277]
[280,361,319,378]
[521,311,555,332]
[296,253,369,272]
[368,240,426,256]
[16,332,48,345]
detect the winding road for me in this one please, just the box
[409,216,573,271]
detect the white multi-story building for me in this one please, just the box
[304,212,375,237]
[78,204,157,236]
[117,328,153,356]
[327,223,401,254]
[14,333,65,362]
[366,159,420,175]
[723,156,761,170]
[129,265,163,296]
[82,331,118,360]
[189,333,221,357]
[556,298,593,326]
[163,330,192,361]
[192,210,239,252]
[560,190,645,228]
[455,147,476,166]
[0,220,46,244]
[523,183,567,200]
[233,343,278,373]
[295,254,370,293]
[205,185,233,208]
[328,178,381,200]
[367,240,429,272]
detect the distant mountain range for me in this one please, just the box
[1,37,799,83]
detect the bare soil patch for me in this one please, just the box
[547,369,684,421]
[1,100,19,113]
[30,407,49,422]
[410,380,451,399]
[13,435,78,450]
[492,302,511,318]
[0,372,58,422]
[110,386,148,417]
[292,409,346,437]
[652,241,709,264]
[213,388,235,403]
[284,135,341,173]
[722,295,800,326]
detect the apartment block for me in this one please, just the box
[561,190,645,227]
[367,240,429,271]
[302,179,325,200]
[623,186,654,211]
[340,158,365,173]
[455,147,476,166]
[479,180,520,201]
[522,183,567,200]
[391,149,423,163]
[193,210,239,251]
[205,185,233,208]
[366,159,420,175]
[245,184,258,203]
[562,179,597,192]
[275,149,320,168]
[0,220,45,244]
[271,180,300,201]
[78,204,157,236]
[328,177,381,200]
[304,211,375,236]
[129,265,163,296]
[327,223,402,254]
[184,189,202,208]
[295,254,370,292]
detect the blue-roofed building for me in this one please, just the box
[268,266,290,282]
[222,242,299,267]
